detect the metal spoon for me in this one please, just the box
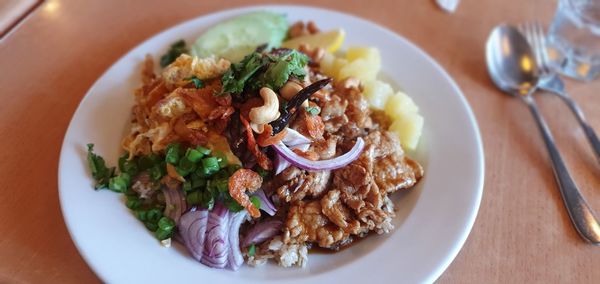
[485,24,600,245]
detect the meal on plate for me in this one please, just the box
[86,11,425,270]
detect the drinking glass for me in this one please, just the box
[547,0,600,81]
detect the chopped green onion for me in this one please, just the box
[227,164,242,175]
[119,153,139,176]
[223,193,244,212]
[165,143,181,164]
[137,153,160,171]
[145,222,158,232]
[205,179,214,192]
[201,190,215,210]
[250,195,261,210]
[136,210,148,221]
[248,244,256,256]
[185,148,204,163]
[213,151,228,168]
[188,189,215,210]
[177,157,197,176]
[201,157,220,175]
[146,208,162,223]
[155,228,172,240]
[149,163,165,181]
[191,168,207,179]
[186,191,202,205]
[191,177,206,189]
[214,178,229,193]
[126,195,141,209]
[118,152,128,167]
[212,169,229,179]
[196,146,211,155]
[158,217,175,231]
[183,180,192,192]
[108,173,131,193]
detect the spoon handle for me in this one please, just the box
[522,95,600,245]
[559,94,600,164]
[539,79,600,164]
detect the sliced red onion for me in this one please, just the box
[272,138,365,171]
[227,211,248,271]
[274,155,289,175]
[178,209,209,262]
[201,203,229,269]
[282,128,311,146]
[274,143,310,175]
[242,220,283,248]
[162,188,187,223]
[252,188,276,216]
[178,203,251,270]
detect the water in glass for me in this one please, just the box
[547,0,600,80]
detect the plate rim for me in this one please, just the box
[58,4,485,283]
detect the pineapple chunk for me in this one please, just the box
[384,91,419,120]
[320,52,336,77]
[389,113,424,150]
[338,58,378,82]
[363,80,394,109]
[320,52,349,78]
[331,57,349,78]
[346,47,381,70]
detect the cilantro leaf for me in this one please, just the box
[256,50,309,90]
[185,76,204,89]
[86,144,116,189]
[221,52,267,95]
[220,49,309,96]
[305,106,320,116]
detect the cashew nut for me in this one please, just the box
[280,81,309,108]
[250,122,265,134]
[250,87,281,126]
[306,21,320,34]
[280,81,303,100]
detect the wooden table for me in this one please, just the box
[1,0,599,282]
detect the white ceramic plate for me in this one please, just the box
[59,5,484,284]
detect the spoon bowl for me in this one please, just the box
[485,25,539,96]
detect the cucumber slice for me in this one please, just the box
[191,12,288,62]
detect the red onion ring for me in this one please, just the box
[281,128,311,146]
[274,143,310,175]
[272,138,365,171]
[201,203,229,268]
[242,220,283,248]
[253,188,276,216]
[178,209,208,262]
[227,211,248,271]
[177,203,251,270]
[162,188,187,223]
